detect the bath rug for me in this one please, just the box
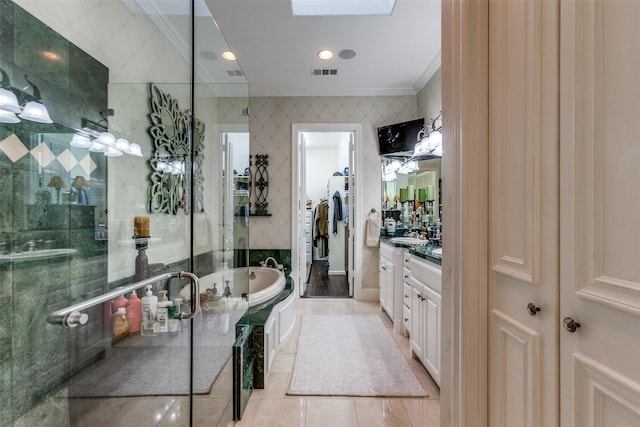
[68,308,244,397]
[287,314,428,397]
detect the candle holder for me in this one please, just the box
[426,200,434,226]
[133,236,149,281]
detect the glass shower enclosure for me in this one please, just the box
[0,0,249,425]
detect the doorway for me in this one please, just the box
[291,124,360,298]
[302,132,351,297]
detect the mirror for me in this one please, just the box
[147,83,205,215]
[381,156,441,235]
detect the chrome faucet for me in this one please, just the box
[261,256,283,271]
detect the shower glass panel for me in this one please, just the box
[0,0,249,425]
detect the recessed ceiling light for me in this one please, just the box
[339,49,357,60]
[317,49,334,60]
[221,51,236,61]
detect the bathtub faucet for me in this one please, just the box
[261,256,284,271]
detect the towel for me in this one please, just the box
[365,216,381,247]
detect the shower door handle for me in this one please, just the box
[174,271,201,320]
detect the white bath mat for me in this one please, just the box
[287,314,428,397]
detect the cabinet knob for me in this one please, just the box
[563,317,581,333]
[527,303,541,316]
[404,274,409,279]
[404,318,409,322]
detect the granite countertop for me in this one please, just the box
[380,236,442,265]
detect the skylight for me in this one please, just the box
[291,0,396,16]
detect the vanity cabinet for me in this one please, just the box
[379,242,407,335]
[408,254,441,386]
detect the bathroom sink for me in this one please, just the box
[0,248,77,261]
[389,237,428,245]
[431,247,442,257]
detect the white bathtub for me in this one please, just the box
[182,266,286,308]
[248,266,286,306]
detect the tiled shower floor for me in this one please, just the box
[70,298,439,426]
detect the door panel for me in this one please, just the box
[490,310,541,427]
[489,0,559,425]
[561,1,640,425]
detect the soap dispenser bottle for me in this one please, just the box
[156,290,170,333]
[141,285,158,322]
[113,307,129,337]
[126,290,141,334]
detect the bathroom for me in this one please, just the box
[0,0,441,425]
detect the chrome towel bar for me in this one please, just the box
[47,271,200,327]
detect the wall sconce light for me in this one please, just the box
[413,111,442,158]
[0,69,53,124]
[78,112,143,158]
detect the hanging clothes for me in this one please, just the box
[314,201,329,257]
[332,191,343,234]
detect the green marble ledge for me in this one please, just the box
[235,273,294,389]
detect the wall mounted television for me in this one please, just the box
[376,118,424,157]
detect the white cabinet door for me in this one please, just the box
[410,282,425,359]
[560,1,640,425]
[423,284,441,386]
[488,0,559,425]
[379,257,393,318]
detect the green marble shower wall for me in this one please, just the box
[0,0,109,423]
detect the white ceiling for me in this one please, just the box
[126,0,441,98]
[206,0,442,97]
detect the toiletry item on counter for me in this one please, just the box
[114,294,128,311]
[174,297,184,315]
[126,290,141,334]
[141,285,157,321]
[384,217,396,234]
[157,301,171,333]
[113,307,129,337]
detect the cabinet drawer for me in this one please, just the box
[408,256,442,293]
[403,304,411,333]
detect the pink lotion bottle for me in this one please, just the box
[126,290,142,334]
[114,294,128,311]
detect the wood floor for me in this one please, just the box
[303,259,349,298]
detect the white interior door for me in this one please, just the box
[487,0,559,425]
[296,132,307,296]
[560,1,640,425]
[348,132,354,296]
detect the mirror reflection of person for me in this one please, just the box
[71,176,90,205]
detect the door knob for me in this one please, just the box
[527,303,541,316]
[563,317,581,333]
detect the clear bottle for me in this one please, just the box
[112,307,129,337]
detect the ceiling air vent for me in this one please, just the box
[226,69,244,77]
[312,68,339,76]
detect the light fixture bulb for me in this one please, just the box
[317,49,334,60]
[115,138,130,151]
[18,101,53,123]
[127,143,143,157]
[221,51,236,61]
[70,134,92,148]
[0,109,20,123]
[428,130,442,146]
[0,88,22,113]
[104,147,123,157]
[96,132,116,147]
[88,141,107,153]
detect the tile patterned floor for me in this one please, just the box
[69,298,440,426]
